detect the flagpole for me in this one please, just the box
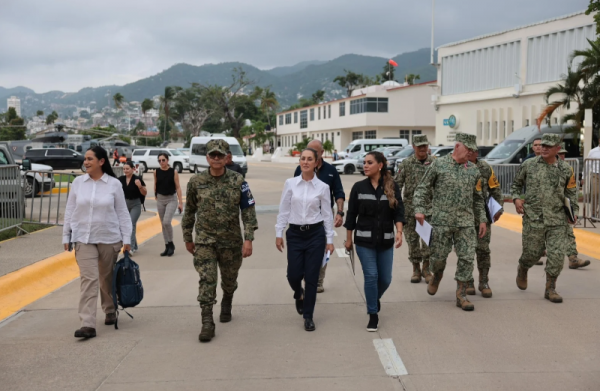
[431,0,435,65]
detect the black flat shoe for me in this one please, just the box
[74,327,96,339]
[295,298,304,315]
[367,314,378,332]
[304,318,315,331]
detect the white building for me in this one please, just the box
[434,11,595,146]
[7,96,21,117]
[276,81,437,153]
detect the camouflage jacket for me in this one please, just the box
[394,154,436,216]
[474,159,504,226]
[413,154,487,227]
[182,169,258,246]
[510,156,578,227]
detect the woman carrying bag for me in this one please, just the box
[63,146,132,339]
[119,162,147,254]
[344,151,405,332]
[275,148,335,332]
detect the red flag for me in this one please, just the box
[388,59,398,67]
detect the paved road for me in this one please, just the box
[1,163,599,390]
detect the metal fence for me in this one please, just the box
[0,165,25,234]
[582,158,600,226]
[24,171,77,226]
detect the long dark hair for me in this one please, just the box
[88,146,116,178]
[366,151,397,209]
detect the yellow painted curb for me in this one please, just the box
[43,188,69,195]
[0,215,180,321]
[495,212,600,260]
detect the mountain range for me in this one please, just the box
[0,48,437,118]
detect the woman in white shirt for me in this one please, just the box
[63,146,132,339]
[276,148,335,332]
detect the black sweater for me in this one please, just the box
[344,177,405,249]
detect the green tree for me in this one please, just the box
[380,62,397,82]
[334,70,373,97]
[36,110,44,117]
[311,90,325,104]
[112,93,125,110]
[292,137,312,152]
[79,110,90,119]
[259,87,279,127]
[323,139,334,156]
[0,108,26,141]
[45,110,58,125]
[405,74,421,85]
[141,98,154,126]
[586,0,600,36]
[159,86,181,141]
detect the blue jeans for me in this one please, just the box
[355,245,394,314]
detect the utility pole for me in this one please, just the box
[430,0,435,65]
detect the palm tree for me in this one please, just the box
[159,86,180,141]
[260,88,279,127]
[537,67,586,133]
[141,98,154,127]
[113,93,125,110]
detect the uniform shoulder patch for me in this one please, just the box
[488,168,500,189]
[567,173,577,189]
[476,179,482,192]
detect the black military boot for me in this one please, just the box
[160,243,169,257]
[199,306,215,342]
[166,242,175,257]
[220,293,233,323]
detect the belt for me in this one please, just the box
[289,221,323,231]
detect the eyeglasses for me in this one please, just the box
[158,159,167,162]
[208,153,224,159]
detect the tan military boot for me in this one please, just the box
[427,272,443,295]
[466,280,476,295]
[456,281,474,311]
[516,265,528,290]
[478,268,492,298]
[220,293,233,323]
[568,255,590,270]
[411,263,422,283]
[199,306,216,342]
[544,273,563,303]
[422,260,432,283]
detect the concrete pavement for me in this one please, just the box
[1,162,599,390]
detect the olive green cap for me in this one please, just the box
[206,139,229,156]
[541,133,561,147]
[412,135,429,147]
[558,142,567,154]
[455,132,477,151]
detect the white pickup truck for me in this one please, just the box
[0,144,55,198]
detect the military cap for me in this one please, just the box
[558,142,567,154]
[541,133,561,147]
[206,139,229,156]
[455,132,478,151]
[412,135,429,147]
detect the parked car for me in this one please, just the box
[24,148,86,172]
[429,146,454,158]
[0,144,54,198]
[189,136,248,176]
[386,149,409,174]
[339,138,408,160]
[477,146,495,158]
[177,148,190,156]
[332,158,359,175]
[355,152,369,175]
[131,148,190,173]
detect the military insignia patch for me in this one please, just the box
[567,174,576,189]
[476,179,482,191]
[488,169,500,189]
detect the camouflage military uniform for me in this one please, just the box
[413,154,487,282]
[511,156,578,277]
[395,154,435,264]
[182,166,258,309]
[473,159,504,270]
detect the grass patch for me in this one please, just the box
[53,174,77,183]
[0,221,51,242]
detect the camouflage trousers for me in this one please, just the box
[567,224,577,257]
[475,223,492,270]
[518,219,567,277]
[404,215,431,264]
[193,244,243,309]
[429,226,477,282]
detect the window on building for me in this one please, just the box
[318,107,321,120]
[350,98,389,114]
[279,115,283,126]
[339,102,346,116]
[285,113,292,124]
[365,130,376,139]
[332,132,334,145]
[300,110,308,129]
[400,130,410,140]
[503,121,507,138]
[310,108,315,121]
[352,131,364,140]
[294,112,298,124]
[325,133,328,141]
[321,133,324,140]
[525,119,530,127]
[478,122,483,140]
[295,135,298,143]
[328,105,331,118]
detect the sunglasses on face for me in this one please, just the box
[209,153,225,159]
[158,159,167,162]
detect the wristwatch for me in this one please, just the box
[337,211,345,217]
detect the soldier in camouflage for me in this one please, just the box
[394,135,435,284]
[557,144,590,270]
[466,145,504,298]
[511,134,579,303]
[182,139,258,342]
[413,133,488,311]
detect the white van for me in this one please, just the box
[340,138,408,160]
[189,136,248,176]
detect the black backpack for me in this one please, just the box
[112,251,144,329]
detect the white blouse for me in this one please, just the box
[62,173,132,245]
[275,175,334,244]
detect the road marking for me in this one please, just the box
[373,338,408,377]
[336,248,347,258]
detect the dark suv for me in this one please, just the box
[25,148,86,172]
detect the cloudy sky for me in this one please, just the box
[0,0,590,93]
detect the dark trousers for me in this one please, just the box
[286,225,326,319]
